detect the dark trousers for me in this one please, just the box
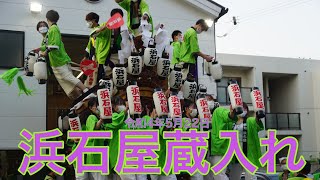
[96,56,115,84]
[184,63,198,83]
[97,64,105,85]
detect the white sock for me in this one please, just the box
[83,88,89,93]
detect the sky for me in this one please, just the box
[212,0,320,60]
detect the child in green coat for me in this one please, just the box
[228,103,264,180]
[43,10,90,103]
[208,104,237,180]
[83,97,113,180]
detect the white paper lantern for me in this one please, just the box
[210,61,223,82]
[157,57,171,78]
[126,83,142,115]
[25,51,37,76]
[112,65,127,87]
[169,66,183,90]
[128,54,143,75]
[144,41,158,67]
[97,89,113,120]
[84,68,97,88]
[68,113,82,131]
[227,81,244,115]
[196,97,211,121]
[153,88,169,117]
[182,78,197,100]
[168,94,182,118]
[250,87,265,118]
[99,79,114,96]
[58,115,70,131]
[34,57,47,84]
[204,60,211,76]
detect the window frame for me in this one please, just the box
[0,29,25,69]
[217,77,242,105]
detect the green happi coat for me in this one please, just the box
[105,110,153,170]
[157,125,170,176]
[118,0,154,34]
[210,107,264,167]
[103,111,128,169]
[66,124,87,168]
[40,24,70,67]
[210,107,236,156]
[314,173,320,180]
[171,41,182,67]
[85,115,106,165]
[155,117,192,176]
[242,117,264,167]
[180,27,200,64]
[86,23,112,65]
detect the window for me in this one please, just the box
[217,77,242,87]
[0,30,24,68]
[217,77,241,105]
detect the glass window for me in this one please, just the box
[217,77,242,105]
[217,77,242,87]
[0,30,24,68]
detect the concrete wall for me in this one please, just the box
[308,71,320,158]
[222,68,253,87]
[269,75,299,113]
[0,0,215,149]
[208,53,320,159]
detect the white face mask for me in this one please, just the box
[39,27,48,34]
[178,36,183,42]
[281,164,288,171]
[208,101,215,110]
[87,21,93,28]
[96,106,101,114]
[190,109,198,118]
[238,110,247,118]
[117,105,126,113]
[132,0,138,2]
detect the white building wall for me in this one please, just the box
[204,53,320,159]
[308,71,320,158]
[0,0,216,149]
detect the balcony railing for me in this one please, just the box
[217,86,253,105]
[265,113,301,130]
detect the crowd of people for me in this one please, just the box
[33,0,214,105]
[30,0,313,180]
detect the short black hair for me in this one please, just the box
[196,19,209,31]
[205,94,213,98]
[111,96,125,107]
[79,97,98,124]
[86,12,99,23]
[46,10,60,23]
[172,30,182,40]
[36,21,49,31]
[183,99,195,112]
[88,97,98,109]
[111,8,124,17]
[300,161,311,175]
